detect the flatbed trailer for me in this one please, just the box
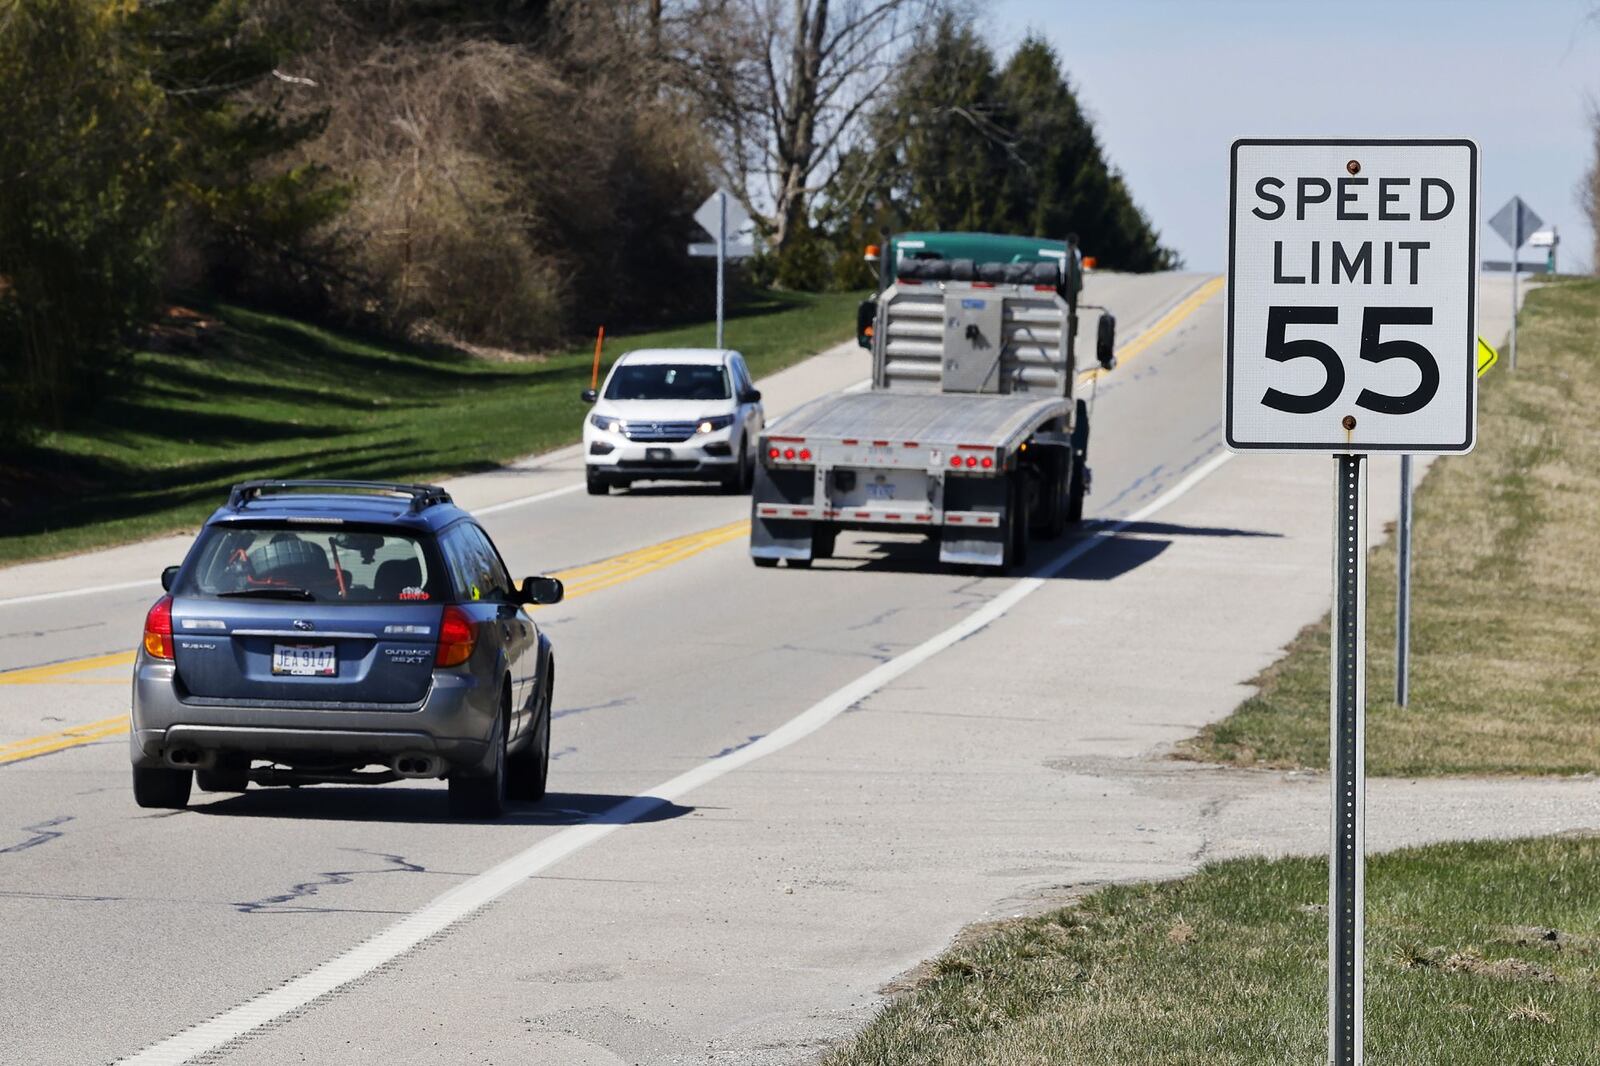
[751,232,1115,570]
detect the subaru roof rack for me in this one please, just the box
[227,480,453,513]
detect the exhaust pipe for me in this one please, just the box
[391,753,441,779]
[165,748,214,769]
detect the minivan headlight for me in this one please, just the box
[589,413,624,433]
[696,414,736,434]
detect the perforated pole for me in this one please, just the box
[1330,454,1368,1066]
[1396,455,1412,706]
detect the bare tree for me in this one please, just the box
[685,0,937,249]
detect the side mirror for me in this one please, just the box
[581,388,598,404]
[161,565,181,592]
[1096,312,1117,370]
[742,389,762,404]
[856,299,877,350]
[519,576,564,606]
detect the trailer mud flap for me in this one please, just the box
[939,528,1006,568]
[750,463,817,562]
[939,475,1008,568]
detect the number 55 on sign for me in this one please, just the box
[1226,139,1479,453]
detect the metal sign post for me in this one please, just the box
[1488,196,1543,371]
[1331,453,1368,1062]
[1395,456,1413,706]
[690,189,755,349]
[1229,138,1479,1066]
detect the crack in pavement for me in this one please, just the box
[0,815,72,855]
[553,696,635,720]
[233,849,440,915]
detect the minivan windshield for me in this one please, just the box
[176,524,445,604]
[604,363,730,401]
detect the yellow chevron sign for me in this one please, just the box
[1477,336,1498,377]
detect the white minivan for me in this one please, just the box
[581,348,764,495]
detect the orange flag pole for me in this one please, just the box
[590,326,606,391]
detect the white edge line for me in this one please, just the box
[472,481,586,516]
[0,578,160,609]
[117,446,1236,1066]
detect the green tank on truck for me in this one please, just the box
[751,231,1117,571]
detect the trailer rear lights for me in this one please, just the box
[784,448,796,460]
[768,447,780,460]
[798,448,812,461]
[964,456,978,468]
[949,456,962,468]
[980,456,994,469]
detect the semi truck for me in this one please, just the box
[749,231,1115,570]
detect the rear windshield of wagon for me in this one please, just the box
[175,523,448,604]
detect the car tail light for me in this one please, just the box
[436,606,476,667]
[143,596,175,660]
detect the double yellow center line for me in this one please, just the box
[1081,275,1226,381]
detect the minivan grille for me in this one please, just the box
[623,421,697,442]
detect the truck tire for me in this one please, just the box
[1066,459,1086,523]
[812,525,837,560]
[1004,477,1029,570]
[1067,399,1090,523]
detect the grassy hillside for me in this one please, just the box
[0,291,859,564]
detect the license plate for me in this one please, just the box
[866,482,897,500]
[647,447,672,461]
[272,643,336,677]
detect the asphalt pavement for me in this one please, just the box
[3,272,1583,1066]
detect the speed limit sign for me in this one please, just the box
[1227,138,1478,453]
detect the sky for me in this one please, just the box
[987,0,1600,273]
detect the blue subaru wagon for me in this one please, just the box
[131,481,562,818]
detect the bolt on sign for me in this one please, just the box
[1227,139,1479,453]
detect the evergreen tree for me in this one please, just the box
[820,20,1177,275]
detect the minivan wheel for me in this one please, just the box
[133,765,192,809]
[448,712,508,819]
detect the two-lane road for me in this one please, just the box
[0,271,1225,1065]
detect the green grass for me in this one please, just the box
[1186,278,1600,776]
[826,835,1600,1066]
[0,290,860,564]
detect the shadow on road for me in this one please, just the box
[810,518,1282,580]
[192,787,696,826]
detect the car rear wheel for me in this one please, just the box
[508,676,552,802]
[448,709,508,820]
[197,755,250,793]
[133,766,192,809]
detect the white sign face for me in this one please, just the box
[694,189,753,241]
[1227,139,1478,453]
